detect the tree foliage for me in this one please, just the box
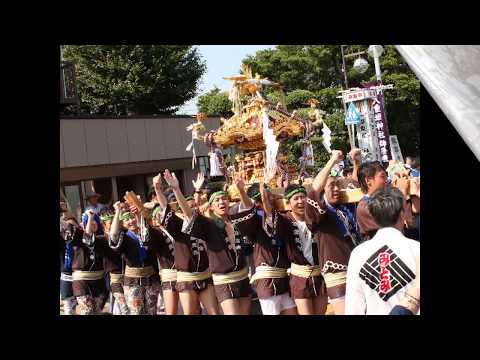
[196,87,233,117]
[243,45,420,160]
[63,45,206,115]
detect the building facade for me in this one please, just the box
[60,115,220,218]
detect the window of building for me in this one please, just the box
[116,175,136,202]
[61,182,84,221]
[198,156,210,176]
[93,177,113,207]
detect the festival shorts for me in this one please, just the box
[161,280,177,292]
[214,278,252,304]
[72,278,107,298]
[289,274,326,300]
[259,292,297,315]
[254,278,291,300]
[176,277,214,293]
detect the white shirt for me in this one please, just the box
[296,220,314,266]
[85,203,107,215]
[345,227,420,315]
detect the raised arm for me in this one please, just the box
[235,176,254,210]
[259,181,272,217]
[110,201,123,240]
[164,169,193,219]
[192,172,205,208]
[153,173,168,210]
[349,148,362,183]
[312,150,344,193]
[84,210,96,235]
[392,174,415,229]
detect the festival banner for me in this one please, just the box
[362,80,392,163]
[389,135,404,163]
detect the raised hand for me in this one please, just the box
[234,174,245,191]
[143,202,157,210]
[349,148,362,164]
[152,173,162,190]
[393,175,410,196]
[113,201,123,213]
[129,205,140,216]
[331,150,344,164]
[192,172,205,191]
[163,169,180,189]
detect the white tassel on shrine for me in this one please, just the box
[262,108,280,180]
[322,122,332,154]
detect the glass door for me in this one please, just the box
[61,182,84,221]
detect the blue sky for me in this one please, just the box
[176,45,276,115]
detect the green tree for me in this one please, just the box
[285,89,316,109]
[196,87,233,117]
[243,45,420,161]
[63,45,206,115]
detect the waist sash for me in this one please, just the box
[109,273,124,284]
[323,271,347,289]
[159,268,178,282]
[72,270,104,281]
[124,265,155,279]
[176,270,212,283]
[212,266,249,286]
[289,263,322,278]
[249,265,288,284]
[60,272,73,282]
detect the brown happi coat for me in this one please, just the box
[305,190,356,299]
[273,210,325,300]
[182,210,251,303]
[109,227,160,287]
[71,231,111,297]
[149,207,177,291]
[159,205,212,293]
[103,243,125,294]
[231,205,290,299]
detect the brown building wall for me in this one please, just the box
[60,116,219,212]
[60,116,219,169]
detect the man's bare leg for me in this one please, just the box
[313,294,328,315]
[179,290,201,315]
[238,296,252,315]
[162,289,179,315]
[295,298,315,315]
[280,306,298,315]
[220,298,242,315]
[330,297,345,315]
[198,285,219,315]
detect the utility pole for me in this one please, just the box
[340,45,355,149]
[368,45,384,81]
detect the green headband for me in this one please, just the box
[209,191,227,205]
[185,195,194,202]
[330,169,339,177]
[100,214,114,222]
[119,212,133,221]
[151,206,162,220]
[251,192,261,201]
[249,184,269,201]
[285,187,307,201]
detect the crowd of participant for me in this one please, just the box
[59,148,420,315]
